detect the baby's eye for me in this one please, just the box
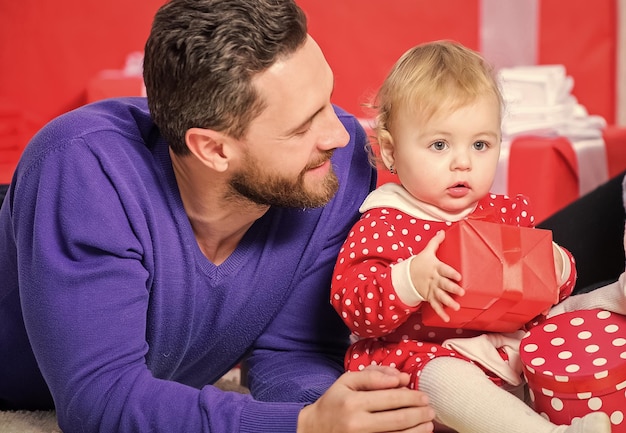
[431,141,447,151]
[473,141,488,151]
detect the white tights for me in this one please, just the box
[418,357,611,433]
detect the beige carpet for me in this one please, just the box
[0,410,60,433]
[0,376,248,433]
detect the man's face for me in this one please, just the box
[228,36,350,208]
[229,147,339,208]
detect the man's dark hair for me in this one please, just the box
[143,0,308,154]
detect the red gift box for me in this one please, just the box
[520,309,626,432]
[421,220,558,332]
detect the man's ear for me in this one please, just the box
[185,127,231,172]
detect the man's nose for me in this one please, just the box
[317,109,350,151]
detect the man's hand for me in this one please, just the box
[409,230,464,322]
[297,365,435,433]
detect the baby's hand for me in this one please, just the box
[409,230,464,322]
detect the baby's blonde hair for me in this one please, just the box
[368,40,503,166]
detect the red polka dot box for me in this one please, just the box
[520,309,626,432]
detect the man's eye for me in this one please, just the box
[295,127,310,136]
[294,123,312,136]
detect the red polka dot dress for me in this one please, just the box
[331,183,576,390]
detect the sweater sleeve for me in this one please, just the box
[10,134,305,433]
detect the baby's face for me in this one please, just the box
[386,94,501,215]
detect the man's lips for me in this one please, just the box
[306,150,335,171]
[307,158,331,171]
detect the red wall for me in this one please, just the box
[0,0,618,183]
[299,0,616,122]
[539,0,617,124]
[0,0,165,182]
[298,0,480,118]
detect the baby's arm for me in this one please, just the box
[331,217,420,337]
[534,244,576,320]
[553,243,576,298]
[408,230,464,322]
[552,243,576,302]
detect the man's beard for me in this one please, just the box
[228,150,339,208]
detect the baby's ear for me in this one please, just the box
[377,131,395,171]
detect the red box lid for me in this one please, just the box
[520,309,626,396]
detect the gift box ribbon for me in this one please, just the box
[464,224,524,328]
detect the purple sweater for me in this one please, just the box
[0,97,375,432]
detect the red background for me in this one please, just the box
[0,0,618,183]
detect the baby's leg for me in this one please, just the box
[548,272,626,317]
[418,356,610,433]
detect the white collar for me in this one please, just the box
[360,182,477,222]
